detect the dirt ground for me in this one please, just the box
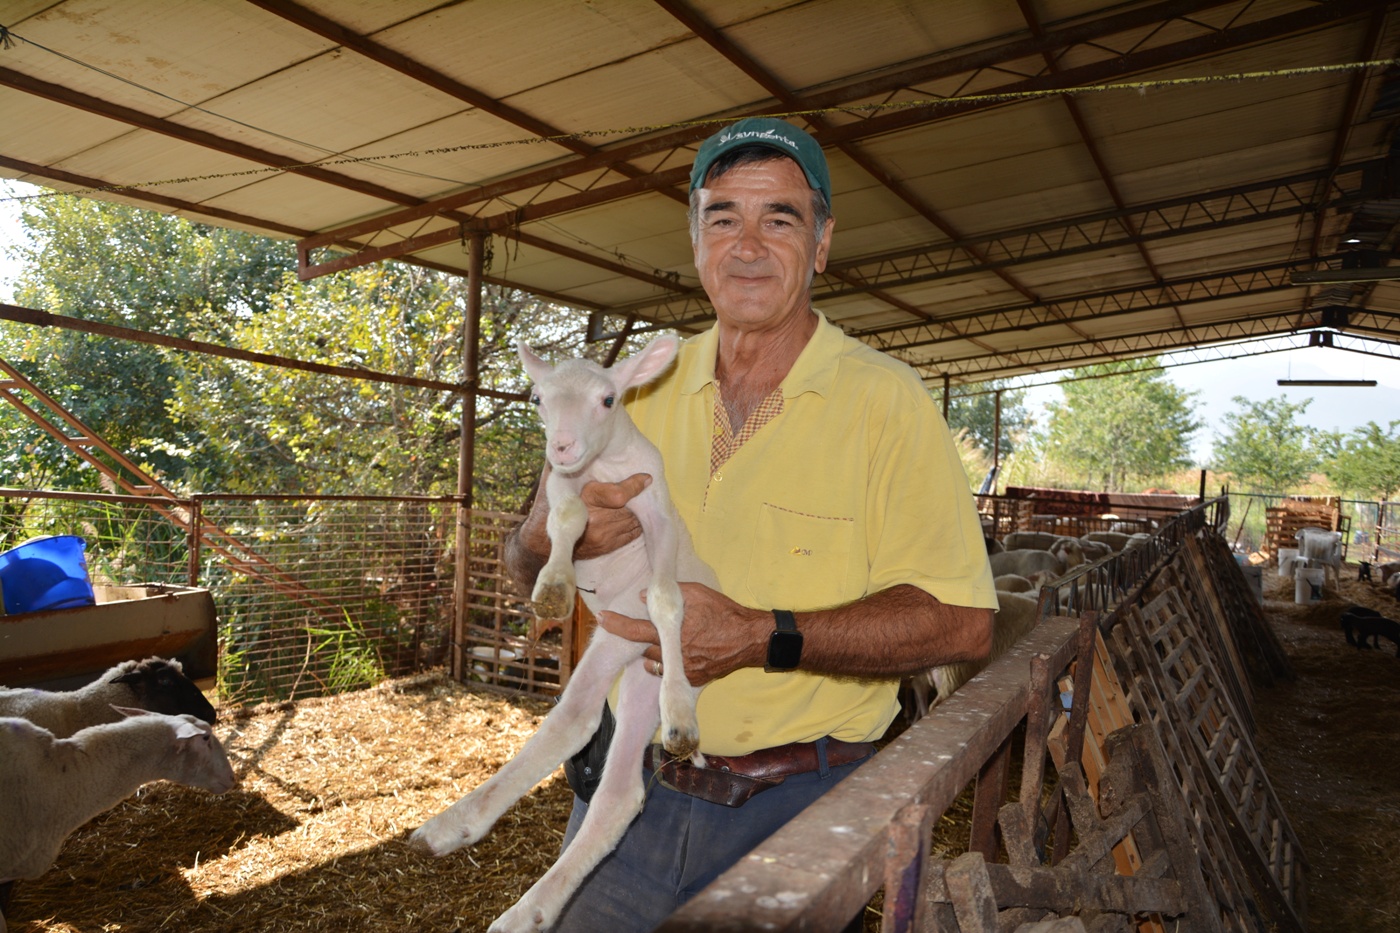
[6,561,1400,932]
[1251,561,1400,933]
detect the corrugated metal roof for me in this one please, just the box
[2,0,1398,387]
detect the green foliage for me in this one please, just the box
[1042,360,1200,492]
[305,612,387,695]
[945,382,1031,460]
[1322,420,1400,499]
[1212,396,1319,492]
[3,194,296,488]
[1,193,646,508]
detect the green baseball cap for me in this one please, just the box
[689,117,831,208]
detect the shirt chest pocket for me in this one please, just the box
[745,503,855,609]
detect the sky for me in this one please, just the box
[4,177,1399,467]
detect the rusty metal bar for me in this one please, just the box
[454,233,485,684]
[656,615,1081,931]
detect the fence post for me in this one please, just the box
[453,232,486,683]
[187,496,202,587]
[1378,500,1388,563]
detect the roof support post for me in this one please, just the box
[453,232,486,683]
[942,374,951,421]
[993,389,1004,471]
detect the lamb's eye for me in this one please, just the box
[602,395,616,409]
[530,394,541,406]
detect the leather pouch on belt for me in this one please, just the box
[647,750,786,808]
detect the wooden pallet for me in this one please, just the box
[1116,589,1306,932]
[1263,497,1349,559]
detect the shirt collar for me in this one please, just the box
[677,309,841,399]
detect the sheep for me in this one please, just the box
[1077,538,1113,562]
[1297,527,1343,590]
[0,657,216,738]
[989,548,1063,580]
[0,708,235,932]
[930,592,1041,703]
[994,573,1034,593]
[1049,536,1084,570]
[1081,530,1133,552]
[410,336,719,933]
[1004,530,1060,551]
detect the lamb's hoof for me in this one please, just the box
[408,818,472,857]
[662,724,700,761]
[532,581,575,621]
[490,901,551,933]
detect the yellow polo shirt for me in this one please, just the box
[625,312,998,756]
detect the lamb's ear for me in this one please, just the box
[111,705,151,718]
[610,336,680,390]
[173,719,207,741]
[516,340,553,387]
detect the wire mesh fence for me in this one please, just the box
[1223,491,1399,561]
[0,489,553,706]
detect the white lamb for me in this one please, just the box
[0,708,236,933]
[410,336,718,933]
[0,657,217,738]
[930,591,1041,703]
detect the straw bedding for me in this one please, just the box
[7,559,1400,931]
[7,676,574,931]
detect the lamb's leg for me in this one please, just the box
[490,660,660,933]
[533,489,587,620]
[648,575,701,763]
[631,490,702,763]
[409,632,641,857]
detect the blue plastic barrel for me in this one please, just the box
[0,535,96,614]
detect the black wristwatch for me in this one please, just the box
[764,609,804,672]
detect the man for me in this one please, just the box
[505,116,998,931]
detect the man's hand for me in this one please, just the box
[504,471,652,590]
[572,473,650,559]
[597,582,767,687]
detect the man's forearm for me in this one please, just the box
[788,584,994,680]
[503,522,548,592]
[608,582,996,686]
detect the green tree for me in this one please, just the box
[3,194,295,489]
[1,192,643,507]
[1323,420,1400,499]
[1212,396,1318,492]
[171,261,640,506]
[946,381,1031,460]
[1043,360,1200,492]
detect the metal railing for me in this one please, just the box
[1038,496,1228,619]
[0,488,548,705]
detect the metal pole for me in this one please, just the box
[452,233,485,683]
[188,497,202,587]
[992,389,1003,470]
[941,374,950,421]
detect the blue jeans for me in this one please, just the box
[552,740,870,933]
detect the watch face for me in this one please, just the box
[766,630,804,670]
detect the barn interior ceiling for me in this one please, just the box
[3,0,1400,392]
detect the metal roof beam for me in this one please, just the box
[912,306,1400,383]
[298,0,1254,248]
[244,0,689,206]
[819,0,1386,148]
[865,259,1324,353]
[821,170,1367,304]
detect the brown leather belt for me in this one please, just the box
[644,738,875,808]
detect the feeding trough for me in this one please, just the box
[0,582,218,689]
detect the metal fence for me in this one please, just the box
[0,488,549,706]
[1223,491,1399,561]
